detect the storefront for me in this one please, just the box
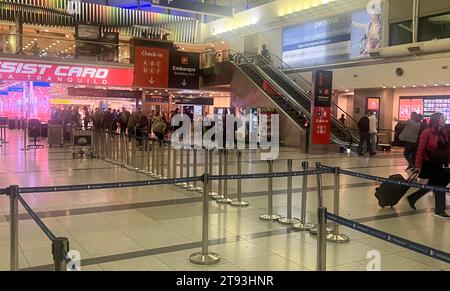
[0,58,135,124]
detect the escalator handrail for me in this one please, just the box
[267,53,361,128]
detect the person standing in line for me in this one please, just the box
[368,111,378,155]
[119,107,130,136]
[152,113,167,146]
[398,112,421,170]
[357,111,374,156]
[339,114,347,126]
[406,112,450,219]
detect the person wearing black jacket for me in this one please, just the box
[358,111,375,156]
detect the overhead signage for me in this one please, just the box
[172,97,214,106]
[68,88,141,99]
[0,60,134,87]
[133,46,169,88]
[311,70,333,145]
[169,51,200,90]
[150,0,233,18]
[145,95,169,103]
[282,1,383,68]
[367,98,380,111]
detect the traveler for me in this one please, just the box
[406,113,450,220]
[152,114,167,146]
[339,114,346,126]
[119,107,130,135]
[357,111,375,156]
[368,111,378,155]
[398,112,421,170]
[102,108,114,133]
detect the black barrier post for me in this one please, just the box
[9,185,19,271]
[317,207,327,271]
[260,159,281,221]
[279,160,300,225]
[52,237,69,271]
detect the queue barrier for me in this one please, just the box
[3,156,449,271]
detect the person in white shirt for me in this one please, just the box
[368,111,378,155]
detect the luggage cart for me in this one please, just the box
[72,129,94,158]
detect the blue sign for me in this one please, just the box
[33,82,51,87]
[0,91,8,95]
[151,0,233,17]
[282,7,382,68]
[8,87,23,92]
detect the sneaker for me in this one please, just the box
[434,213,450,220]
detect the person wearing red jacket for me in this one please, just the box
[406,112,450,219]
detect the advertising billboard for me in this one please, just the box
[282,3,382,68]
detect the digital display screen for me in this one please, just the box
[399,96,450,124]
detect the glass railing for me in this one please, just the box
[0,33,133,64]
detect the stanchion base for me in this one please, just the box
[259,214,281,221]
[230,199,249,207]
[327,233,350,243]
[178,183,188,188]
[196,187,203,193]
[189,252,221,265]
[291,222,315,231]
[309,226,334,235]
[216,198,232,204]
[174,182,183,186]
[188,186,201,192]
[208,191,219,200]
[182,183,192,189]
[278,217,300,226]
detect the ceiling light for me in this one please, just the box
[45,29,49,32]
[345,89,349,92]
[402,86,406,88]
[446,84,450,86]
[393,86,396,89]
[412,85,416,87]
[434,84,438,86]
[423,85,427,87]
[57,41,60,43]
[382,86,386,89]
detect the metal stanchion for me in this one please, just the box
[172,147,178,183]
[177,148,187,187]
[160,141,166,179]
[260,160,281,221]
[167,142,172,179]
[292,161,315,231]
[278,160,300,225]
[123,134,129,168]
[183,147,192,189]
[52,237,69,271]
[327,167,350,243]
[9,185,19,271]
[138,136,146,173]
[310,163,333,235]
[208,149,219,198]
[151,139,157,177]
[145,138,152,175]
[217,149,232,204]
[231,151,249,207]
[317,207,327,271]
[211,150,223,200]
[189,148,202,192]
[189,169,221,265]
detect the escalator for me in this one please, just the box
[230,52,355,147]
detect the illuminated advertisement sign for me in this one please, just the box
[0,60,134,87]
[282,1,382,68]
[399,96,449,124]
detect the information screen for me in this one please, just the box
[399,96,450,124]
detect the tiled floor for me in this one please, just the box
[0,130,448,271]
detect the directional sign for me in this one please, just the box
[151,0,233,18]
[134,46,169,88]
[169,51,199,90]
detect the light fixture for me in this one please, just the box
[382,86,386,89]
[402,86,406,88]
[345,89,349,92]
[423,85,427,87]
[446,84,450,86]
[393,86,396,89]
[434,84,438,86]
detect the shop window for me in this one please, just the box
[418,12,450,41]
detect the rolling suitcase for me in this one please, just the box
[375,172,418,208]
[48,124,64,147]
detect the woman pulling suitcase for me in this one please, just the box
[407,112,450,220]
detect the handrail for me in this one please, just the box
[268,53,361,129]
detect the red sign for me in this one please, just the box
[134,47,169,88]
[367,98,380,111]
[312,107,331,144]
[399,99,411,121]
[0,59,133,87]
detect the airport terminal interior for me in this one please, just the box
[0,0,449,272]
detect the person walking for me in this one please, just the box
[406,113,450,219]
[398,112,421,170]
[152,114,167,146]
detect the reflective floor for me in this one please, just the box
[0,130,448,271]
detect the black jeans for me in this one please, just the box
[358,131,373,154]
[407,164,449,214]
[403,142,417,168]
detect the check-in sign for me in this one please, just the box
[151,0,233,17]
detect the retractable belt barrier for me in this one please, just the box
[326,212,450,264]
[318,165,450,193]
